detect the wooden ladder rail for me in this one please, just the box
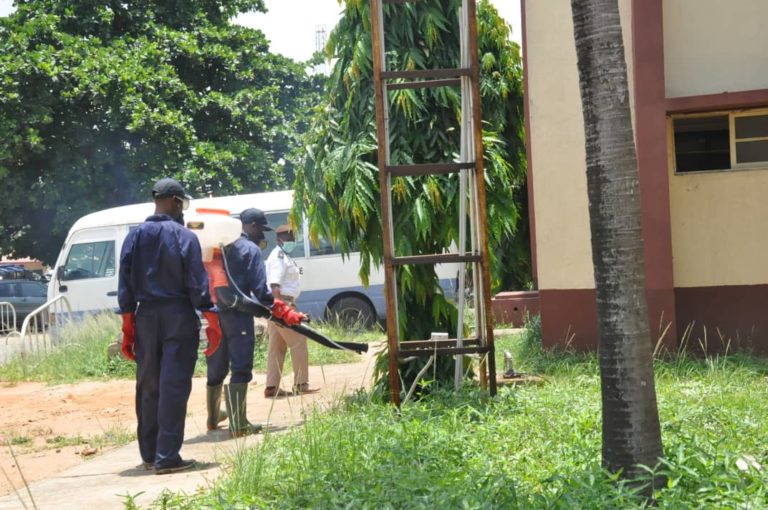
[370,0,497,406]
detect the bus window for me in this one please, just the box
[62,241,115,280]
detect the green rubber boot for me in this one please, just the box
[206,384,228,431]
[224,383,263,437]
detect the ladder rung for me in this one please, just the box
[399,346,491,357]
[387,162,475,177]
[387,78,461,90]
[401,338,482,349]
[381,68,470,80]
[392,253,481,265]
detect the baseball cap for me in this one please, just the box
[151,178,193,200]
[240,208,273,230]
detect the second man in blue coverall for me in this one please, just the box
[206,207,276,437]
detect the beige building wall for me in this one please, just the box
[669,156,768,288]
[527,0,634,290]
[664,0,768,98]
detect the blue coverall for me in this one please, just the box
[207,234,274,386]
[118,214,212,470]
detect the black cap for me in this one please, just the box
[240,208,273,230]
[151,178,192,200]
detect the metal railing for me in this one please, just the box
[0,301,17,335]
[19,295,73,356]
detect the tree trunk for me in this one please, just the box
[570,0,664,484]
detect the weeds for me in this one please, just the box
[166,314,768,509]
[0,313,133,383]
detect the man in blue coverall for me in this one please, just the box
[206,208,286,436]
[118,177,221,475]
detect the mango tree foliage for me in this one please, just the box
[294,0,526,341]
[0,0,321,263]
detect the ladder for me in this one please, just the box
[370,0,497,405]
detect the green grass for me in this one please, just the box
[166,317,768,509]
[0,313,134,383]
[0,315,379,384]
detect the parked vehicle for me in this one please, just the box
[48,190,459,327]
[0,280,49,329]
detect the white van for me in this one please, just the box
[48,190,458,326]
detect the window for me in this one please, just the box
[0,283,16,298]
[20,282,46,298]
[672,109,768,173]
[63,241,115,281]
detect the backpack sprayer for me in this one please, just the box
[187,208,368,355]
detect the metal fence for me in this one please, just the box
[19,295,73,357]
[0,301,17,335]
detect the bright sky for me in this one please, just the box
[0,0,521,62]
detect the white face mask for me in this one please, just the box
[281,241,296,254]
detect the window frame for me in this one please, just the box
[670,107,768,175]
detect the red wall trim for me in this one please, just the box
[520,0,537,288]
[666,89,768,114]
[631,0,678,345]
[675,285,768,355]
[541,286,768,353]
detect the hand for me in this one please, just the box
[202,310,222,356]
[271,299,307,326]
[120,313,136,361]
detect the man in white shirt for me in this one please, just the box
[264,224,319,397]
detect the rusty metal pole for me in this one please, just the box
[466,0,497,395]
[370,0,402,406]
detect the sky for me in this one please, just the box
[0,0,522,62]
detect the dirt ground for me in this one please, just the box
[0,349,378,497]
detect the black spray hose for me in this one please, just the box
[217,244,368,354]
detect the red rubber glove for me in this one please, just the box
[202,310,222,357]
[120,313,136,361]
[271,299,307,326]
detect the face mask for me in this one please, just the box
[281,241,296,254]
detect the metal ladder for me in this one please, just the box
[370,0,496,405]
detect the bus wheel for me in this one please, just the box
[328,296,375,330]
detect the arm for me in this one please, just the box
[117,230,137,314]
[117,230,137,360]
[246,245,274,307]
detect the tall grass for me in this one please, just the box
[169,316,768,509]
[0,316,380,384]
[0,313,134,383]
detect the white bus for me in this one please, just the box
[48,190,458,326]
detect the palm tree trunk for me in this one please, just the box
[570,0,664,483]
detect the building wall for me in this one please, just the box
[525,0,634,292]
[525,0,768,351]
[664,0,768,98]
[669,165,768,288]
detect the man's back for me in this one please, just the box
[118,214,209,312]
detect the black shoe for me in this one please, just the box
[155,458,196,475]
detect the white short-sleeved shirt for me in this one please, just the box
[266,245,301,299]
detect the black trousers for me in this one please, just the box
[134,301,199,468]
